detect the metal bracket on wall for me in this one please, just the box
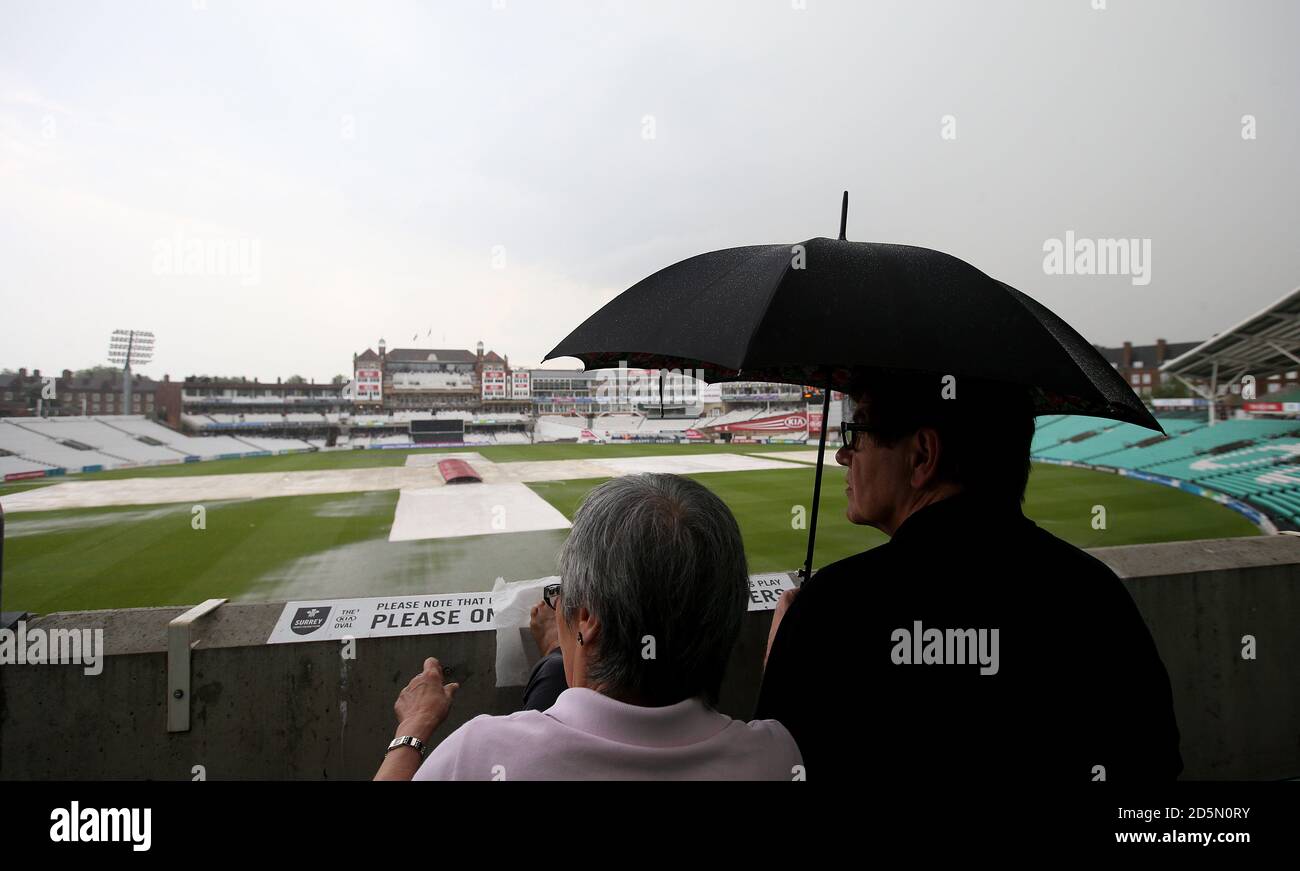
[167,598,227,733]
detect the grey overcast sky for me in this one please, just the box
[2,0,1297,381]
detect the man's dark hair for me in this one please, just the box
[846,368,1035,503]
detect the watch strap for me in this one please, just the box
[387,735,427,757]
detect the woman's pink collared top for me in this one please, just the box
[413,687,802,781]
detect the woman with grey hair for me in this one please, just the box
[374,473,801,780]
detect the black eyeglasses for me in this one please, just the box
[543,583,561,610]
[839,421,876,450]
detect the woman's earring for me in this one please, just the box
[577,632,584,646]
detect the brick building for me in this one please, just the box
[350,339,531,414]
[1096,339,1202,396]
[0,368,182,424]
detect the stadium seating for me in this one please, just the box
[697,413,733,430]
[0,419,135,469]
[704,409,764,428]
[230,435,316,452]
[0,415,314,473]
[534,415,587,441]
[368,433,414,445]
[1137,438,1300,482]
[15,418,185,464]
[1031,415,1118,453]
[0,454,53,476]
[1030,413,1300,528]
[347,415,397,427]
[592,413,645,434]
[1097,419,1300,470]
[639,418,698,433]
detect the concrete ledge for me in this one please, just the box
[1092,533,1300,577]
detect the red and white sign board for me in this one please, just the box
[510,371,531,399]
[354,367,382,402]
[707,412,808,433]
[481,369,507,400]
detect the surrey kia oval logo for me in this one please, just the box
[786,416,807,428]
[291,606,331,635]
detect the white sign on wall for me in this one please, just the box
[265,573,797,645]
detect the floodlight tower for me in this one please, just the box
[108,329,155,414]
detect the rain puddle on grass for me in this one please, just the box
[309,490,395,518]
[2,500,249,538]
[250,530,570,603]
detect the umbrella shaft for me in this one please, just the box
[802,377,834,583]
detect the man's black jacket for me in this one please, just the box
[755,492,1183,781]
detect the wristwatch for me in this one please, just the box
[386,735,428,758]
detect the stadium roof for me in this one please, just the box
[181,376,339,390]
[1162,285,1300,381]
[528,368,589,378]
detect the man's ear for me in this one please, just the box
[910,427,944,490]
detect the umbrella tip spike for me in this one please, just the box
[839,190,848,241]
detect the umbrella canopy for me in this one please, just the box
[546,235,1160,432]
[544,197,1162,581]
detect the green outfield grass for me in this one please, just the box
[0,450,1260,614]
[0,480,60,495]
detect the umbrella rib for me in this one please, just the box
[732,248,796,377]
[997,282,1164,433]
[617,245,794,376]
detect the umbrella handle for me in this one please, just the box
[800,372,835,584]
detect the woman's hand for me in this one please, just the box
[394,656,460,743]
[375,657,461,781]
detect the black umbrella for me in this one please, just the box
[545,193,1161,580]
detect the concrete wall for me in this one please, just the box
[2,536,1298,780]
[1091,536,1300,780]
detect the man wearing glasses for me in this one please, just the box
[754,369,1183,782]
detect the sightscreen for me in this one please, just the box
[409,418,465,444]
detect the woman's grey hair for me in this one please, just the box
[558,473,749,706]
